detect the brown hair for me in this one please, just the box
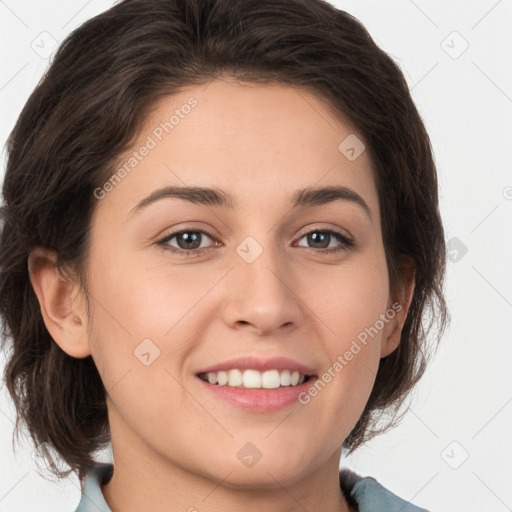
[0,0,448,480]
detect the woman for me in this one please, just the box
[0,0,448,510]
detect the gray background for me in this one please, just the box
[1,1,511,510]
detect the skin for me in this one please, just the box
[28,76,414,512]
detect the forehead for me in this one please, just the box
[94,77,380,222]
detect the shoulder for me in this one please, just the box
[339,469,430,512]
[74,463,113,512]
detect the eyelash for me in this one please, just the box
[157,227,354,257]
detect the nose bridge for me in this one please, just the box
[239,236,286,293]
[224,232,302,334]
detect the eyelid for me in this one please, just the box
[158,226,218,247]
[296,223,352,240]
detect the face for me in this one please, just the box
[82,77,402,488]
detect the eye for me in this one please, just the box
[157,227,354,257]
[295,229,353,253]
[158,229,219,256]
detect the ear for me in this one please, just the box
[381,260,416,358]
[27,247,91,358]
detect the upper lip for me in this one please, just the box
[197,356,316,376]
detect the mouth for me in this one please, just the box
[195,357,318,411]
[197,369,313,389]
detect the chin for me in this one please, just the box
[207,448,323,490]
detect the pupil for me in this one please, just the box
[309,232,329,249]
[178,232,201,249]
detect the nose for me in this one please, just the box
[221,241,304,336]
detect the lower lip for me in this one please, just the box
[196,376,317,412]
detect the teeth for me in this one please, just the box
[243,369,261,388]
[280,369,291,386]
[261,370,280,389]
[217,371,228,386]
[228,369,243,387]
[201,369,308,389]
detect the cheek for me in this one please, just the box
[310,256,390,345]
[303,256,389,417]
[85,250,215,403]
[87,247,200,338]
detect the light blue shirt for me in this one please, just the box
[75,463,429,511]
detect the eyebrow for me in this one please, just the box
[128,185,372,220]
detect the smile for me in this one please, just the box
[198,369,310,389]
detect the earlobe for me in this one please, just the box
[27,247,91,359]
[381,264,416,358]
